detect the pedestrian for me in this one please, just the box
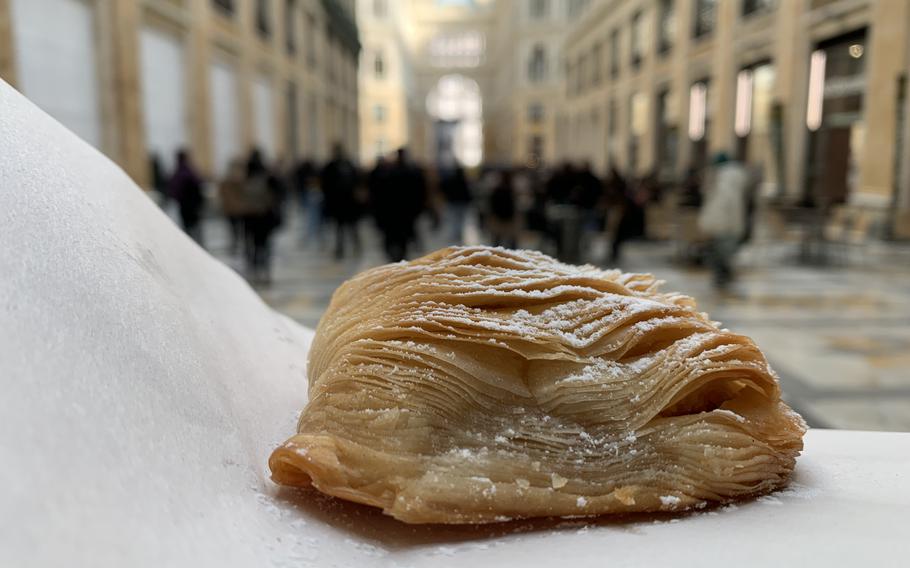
[243,149,281,284]
[372,148,425,262]
[698,152,750,290]
[217,158,248,255]
[368,155,401,261]
[149,152,168,205]
[439,164,472,244]
[574,160,604,235]
[608,167,645,264]
[320,143,361,260]
[293,159,322,247]
[168,148,205,246]
[488,170,517,249]
[679,166,703,207]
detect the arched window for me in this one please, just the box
[426,74,483,167]
[374,49,385,79]
[528,44,547,83]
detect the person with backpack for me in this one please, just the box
[168,149,205,246]
[243,149,282,285]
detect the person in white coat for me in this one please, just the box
[698,153,749,290]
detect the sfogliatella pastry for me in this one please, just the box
[269,246,806,523]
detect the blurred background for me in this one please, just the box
[2,0,909,431]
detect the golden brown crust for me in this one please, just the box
[269,246,806,523]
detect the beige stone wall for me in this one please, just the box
[557,0,910,238]
[0,0,360,186]
[504,0,569,168]
[356,0,413,165]
[0,0,16,86]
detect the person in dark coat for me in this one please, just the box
[439,164,472,244]
[168,149,205,246]
[320,143,361,259]
[546,162,575,205]
[243,149,282,284]
[488,170,517,249]
[371,148,426,262]
[679,166,703,208]
[607,167,645,264]
[367,156,397,260]
[149,152,168,203]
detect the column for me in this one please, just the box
[0,0,16,86]
[189,0,213,175]
[109,0,147,186]
[855,0,910,207]
[709,0,736,155]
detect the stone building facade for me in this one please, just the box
[0,0,360,186]
[557,0,910,236]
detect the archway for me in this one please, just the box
[425,74,483,168]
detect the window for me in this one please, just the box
[568,0,587,19]
[578,53,588,93]
[658,0,675,54]
[373,104,386,122]
[286,81,299,157]
[213,0,234,15]
[734,69,753,139]
[528,44,547,83]
[375,138,386,158]
[736,62,775,164]
[428,31,485,68]
[627,93,648,172]
[630,11,644,69]
[255,0,270,39]
[305,13,317,68]
[688,81,708,141]
[693,0,716,38]
[609,28,620,79]
[530,0,548,19]
[742,0,775,17]
[592,42,603,86]
[285,0,296,55]
[373,0,387,17]
[688,80,710,169]
[605,99,617,166]
[529,135,544,162]
[326,33,337,83]
[656,88,678,173]
[528,102,544,123]
[307,93,319,154]
[608,98,617,136]
[373,49,385,79]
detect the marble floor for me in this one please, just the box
[196,208,910,433]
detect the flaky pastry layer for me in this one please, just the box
[270,247,806,523]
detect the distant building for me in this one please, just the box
[557,0,910,236]
[484,0,571,170]
[0,0,361,185]
[356,0,418,165]
[357,0,499,168]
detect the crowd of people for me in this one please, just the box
[158,147,286,284]
[154,144,758,291]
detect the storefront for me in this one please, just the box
[139,25,188,175]
[734,61,776,194]
[804,29,867,207]
[208,57,242,177]
[10,0,102,149]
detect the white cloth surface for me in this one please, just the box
[1,80,909,567]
